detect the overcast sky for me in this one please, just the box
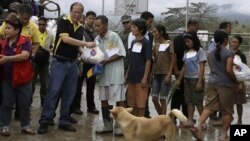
[45,0,250,18]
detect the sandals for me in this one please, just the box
[21,128,36,135]
[0,128,10,136]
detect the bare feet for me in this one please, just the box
[184,120,194,128]
[190,126,203,141]
[237,120,242,125]
[201,123,207,130]
[178,121,185,128]
[212,120,222,126]
[219,131,228,141]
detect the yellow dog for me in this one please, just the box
[110,107,187,141]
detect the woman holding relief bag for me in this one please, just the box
[231,35,247,125]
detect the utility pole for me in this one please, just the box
[186,0,189,30]
[102,0,104,14]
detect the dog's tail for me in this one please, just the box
[168,109,187,123]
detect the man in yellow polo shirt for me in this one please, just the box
[0,4,40,56]
[17,4,40,55]
[33,16,54,107]
[0,9,18,39]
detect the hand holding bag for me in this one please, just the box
[233,55,250,81]
[81,46,105,64]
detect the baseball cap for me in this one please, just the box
[121,15,131,23]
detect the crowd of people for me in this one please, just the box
[0,1,248,141]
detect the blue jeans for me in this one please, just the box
[151,74,171,99]
[0,80,32,129]
[39,58,78,125]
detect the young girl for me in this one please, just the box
[176,32,207,127]
[126,18,152,117]
[231,35,247,125]
[0,17,35,136]
[191,30,238,141]
[151,24,174,115]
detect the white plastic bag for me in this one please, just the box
[81,46,105,64]
[233,55,250,81]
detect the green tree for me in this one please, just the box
[161,2,218,32]
[189,2,216,21]
[161,7,186,31]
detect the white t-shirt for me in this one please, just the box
[127,31,150,49]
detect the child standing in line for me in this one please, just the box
[151,24,175,115]
[176,32,207,128]
[126,18,152,117]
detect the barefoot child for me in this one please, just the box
[176,32,207,128]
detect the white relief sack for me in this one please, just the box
[81,46,105,64]
[233,55,250,81]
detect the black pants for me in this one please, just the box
[70,63,96,113]
[0,83,2,106]
[171,80,187,123]
[144,87,151,117]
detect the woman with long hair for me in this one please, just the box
[190,30,238,140]
[176,32,207,128]
[151,24,174,115]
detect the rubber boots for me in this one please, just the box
[96,106,113,133]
